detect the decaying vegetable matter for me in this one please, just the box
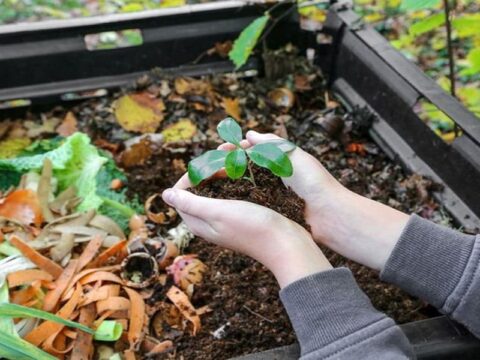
[0,149,207,359]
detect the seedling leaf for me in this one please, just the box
[217,117,243,146]
[225,149,247,179]
[247,143,293,177]
[188,150,228,186]
[264,139,296,153]
[229,15,269,69]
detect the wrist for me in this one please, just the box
[264,223,332,289]
[309,188,409,271]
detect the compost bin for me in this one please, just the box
[0,1,479,359]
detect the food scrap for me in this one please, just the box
[0,147,206,359]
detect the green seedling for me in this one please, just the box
[188,117,296,186]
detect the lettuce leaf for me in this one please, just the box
[0,133,141,231]
[95,154,142,230]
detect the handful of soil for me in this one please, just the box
[190,165,309,230]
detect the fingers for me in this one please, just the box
[175,211,217,238]
[173,173,192,190]
[174,168,228,190]
[245,130,282,145]
[217,139,250,151]
[162,188,220,219]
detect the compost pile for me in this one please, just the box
[0,51,453,359]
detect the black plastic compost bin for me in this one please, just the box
[0,1,479,358]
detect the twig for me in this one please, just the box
[243,305,274,323]
[443,0,459,137]
[259,0,329,45]
[443,0,456,99]
[247,160,257,187]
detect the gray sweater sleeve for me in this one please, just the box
[380,214,480,337]
[279,268,414,359]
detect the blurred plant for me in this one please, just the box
[355,0,480,138]
[0,0,185,25]
[229,0,329,69]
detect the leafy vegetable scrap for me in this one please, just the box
[0,133,142,231]
[0,146,208,359]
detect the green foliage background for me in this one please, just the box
[355,0,480,138]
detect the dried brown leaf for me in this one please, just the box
[56,112,78,137]
[221,97,242,121]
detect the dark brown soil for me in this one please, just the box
[6,53,453,360]
[116,70,443,359]
[190,166,309,230]
[176,240,296,359]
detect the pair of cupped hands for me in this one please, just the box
[162,131,410,288]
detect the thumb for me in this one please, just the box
[245,130,282,145]
[162,188,219,219]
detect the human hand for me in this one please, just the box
[162,187,332,288]
[218,130,410,272]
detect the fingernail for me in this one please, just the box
[162,189,176,206]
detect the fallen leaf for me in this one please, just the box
[120,137,153,168]
[8,122,28,139]
[0,189,43,226]
[93,138,121,154]
[174,77,212,96]
[159,0,185,7]
[246,118,259,129]
[161,119,197,143]
[114,92,165,133]
[56,112,78,137]
[222,98,242,121]
[24,117,60,138]
[0,138,31,159]
[172,159,186,172]
[174,78,191,95]
[0,120,13,138]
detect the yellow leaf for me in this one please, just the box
[0,138,31,159]
[222,98,242,121]
[160,0,186,8]
[440,131,457,143]
[114,92,165,133]
[161,119,197,143]
[174,77,212,96]
[365,13,385,23]
[298,8,326,22]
